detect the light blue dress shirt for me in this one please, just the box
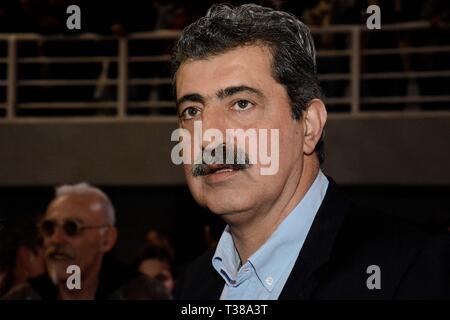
[212,170,329,300]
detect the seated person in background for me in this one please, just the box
[3,183,169,300]
[0,219,46,297]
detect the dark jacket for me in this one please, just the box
[3,256,170,300]
[175,180,450,300]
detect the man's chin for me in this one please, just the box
[205,195,254,217]
[46,260,73,283]
[190,173,256,214]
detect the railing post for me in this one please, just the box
[350,26,361,114]
[117,37,128,118]
[6,36,17,120]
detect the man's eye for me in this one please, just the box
[180,107,200,120]
[233,100,253,111]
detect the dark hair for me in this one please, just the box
[171,4,325,164]
[0,219,42,297]
[133,244,175,282]
[0,220,42,271]
[134,245,173,266]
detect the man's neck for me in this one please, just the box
[228,162,320,264]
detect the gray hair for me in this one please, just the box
[55,182,115,226]
[171,3,325,164]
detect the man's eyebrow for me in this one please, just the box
[216,85,263,100]
[176,93,205,108]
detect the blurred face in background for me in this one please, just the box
[27,247,46,277]
[16,244,46,280]
[0,222,46,295]
[138,258,174,293]
[40,194,117,286]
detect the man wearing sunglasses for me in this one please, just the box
[3,183,169,300]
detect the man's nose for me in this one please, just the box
[199,106,228,149]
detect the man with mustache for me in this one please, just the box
[173,4,450,299]
[4,183,169,300]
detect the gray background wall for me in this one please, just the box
[0,115,449,186]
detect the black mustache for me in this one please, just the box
[192,145,252,177]
[192,162,251,177]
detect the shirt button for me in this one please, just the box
[265,276,273,286]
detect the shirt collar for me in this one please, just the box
[212,170,329,292]
[212,226,240,285]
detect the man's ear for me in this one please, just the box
[303,99,327,156]
[101,227,118,253]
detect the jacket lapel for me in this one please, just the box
[202,271,224,300]
[279,179,351,299]
[190,250,225,300]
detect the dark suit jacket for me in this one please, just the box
[175,180,450,299]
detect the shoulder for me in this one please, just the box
[176,247,215,285]
[320,204,450,298]
[174,248,220,300]
[338,205,447,257]
[1,281,44,300]
[185,248,216,273]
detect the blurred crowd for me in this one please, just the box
[0,0,448,113]
[0,0,448,34]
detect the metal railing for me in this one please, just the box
[0,22,449,121]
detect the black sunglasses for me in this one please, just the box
[38,219,109,237]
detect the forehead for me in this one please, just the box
[45,194,104,223]
[140,259,169,271]
[176,45,276,98]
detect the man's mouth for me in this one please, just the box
[192,162,251,178]
[46,247,74,261]
[191,144,252,178]
[205,164,239,175]
[202,164,245,184]
[48,253,72,261]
